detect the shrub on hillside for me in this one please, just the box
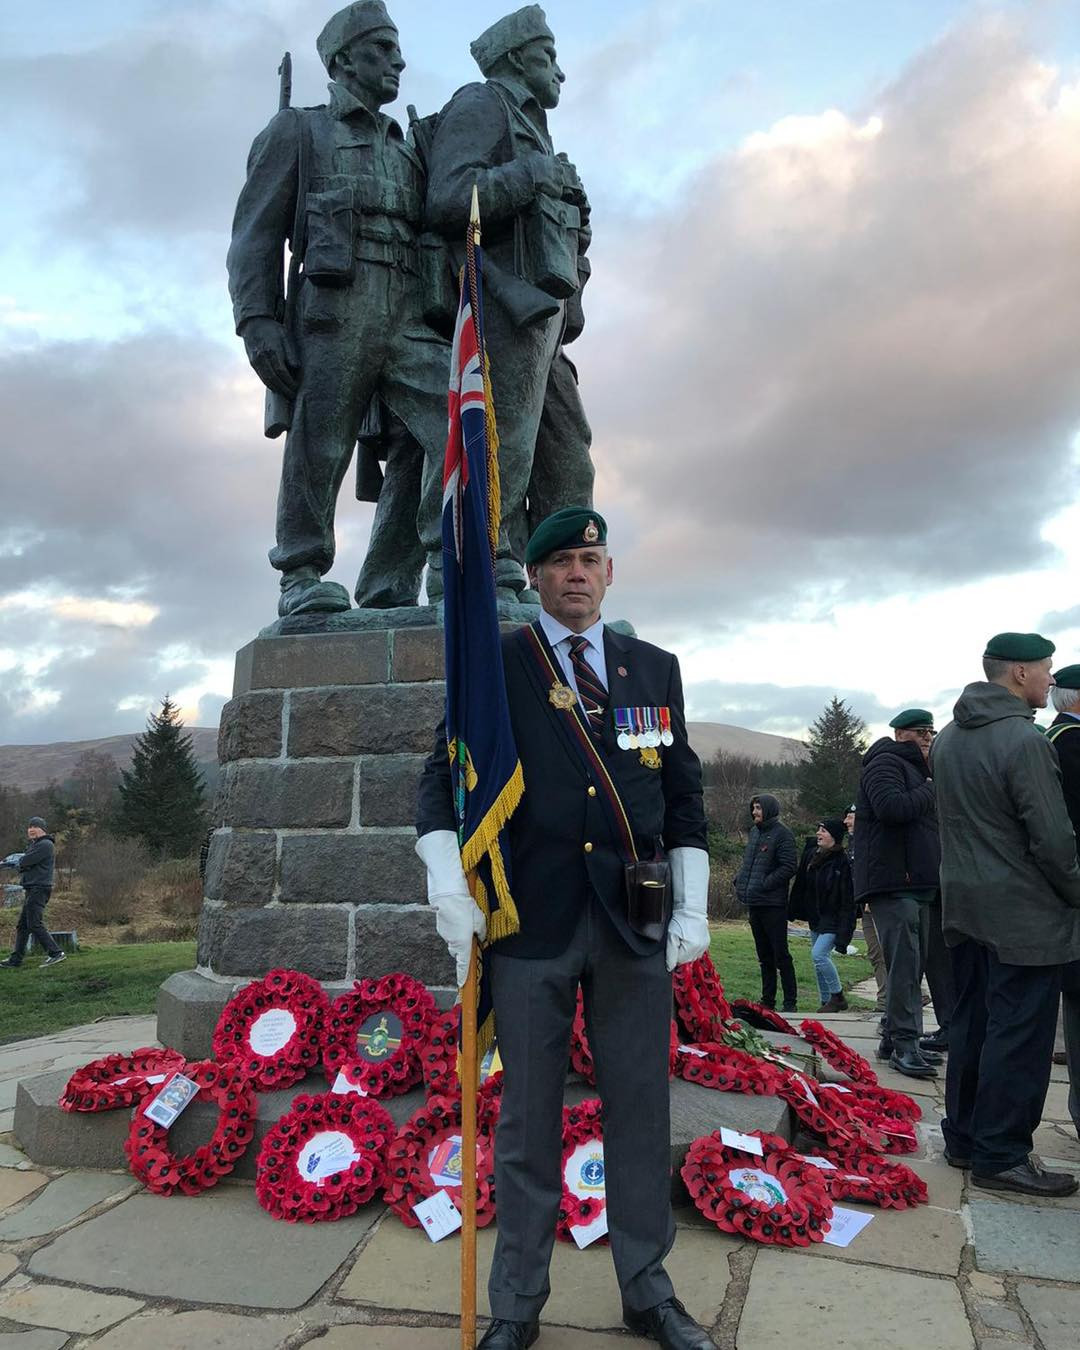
[79,836,149,925]
[149,857,203,919]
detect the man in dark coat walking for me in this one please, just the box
[0,818,66,969]
[1047,663,1080,1140]
[734,794,797,1010]
[416,508,714,1349]
[934,633,1080,1197]
[853,709,944,1079]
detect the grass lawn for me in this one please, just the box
[710,920,875,1013]
[0,941,196,1043]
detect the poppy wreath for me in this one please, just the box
[255,1091,395,1223]
[798,1020,878,1086]
[776,1074,889,1154]
[383,1090,499,1227]
[323,972,436,1098]
[59,1046,186,1113]
[124,1060,256,1196]
[571,987,681,1086]
[681,1129,833,1247]
[420,1007,460,1097]
[212,969,328,1092]
[556,1097,608,1244]
[675,1042,787,1097]
[819,1144,929,1208]
[672,951,733,1042]
[730,999,798,1035]
[817,1085,918,1154]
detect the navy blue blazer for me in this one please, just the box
[416,623,708,959]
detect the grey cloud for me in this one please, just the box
[685,681,894,737]
[571,16,1080,631]
[1041,604,1080,634]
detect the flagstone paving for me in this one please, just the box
[0,1008,1076,1348]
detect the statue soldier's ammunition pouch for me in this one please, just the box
[419,233,458,336]
[304,187,355,286]
[520,196,581,299]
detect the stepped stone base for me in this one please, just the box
[13,1066,791,1202]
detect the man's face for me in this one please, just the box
[528,546,611,631]
[896,726,934,761]
[512,37,565,108]
[751,802,763,824]
[1018,658,1055,709]
[843,811,855,835]
[338,27,405,108]
[26,826,44,841]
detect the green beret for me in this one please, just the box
[984,632,1056,662]
[890,708,935,730]
[470,5,553,75]
[525,507,607,565]
[1054,663,1080,690]
[317,1,396,69]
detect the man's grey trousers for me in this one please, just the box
[871,891,930,1048]
[487,898,676,1322]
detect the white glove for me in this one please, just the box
[665,846,711,972]
[415,830,487,986]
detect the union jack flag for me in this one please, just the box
[441,198,523,1057]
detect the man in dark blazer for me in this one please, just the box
[416,508,713,1350]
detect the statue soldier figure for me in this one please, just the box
[418,4,595,603]
[227,1,440,616]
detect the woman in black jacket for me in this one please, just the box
[789,817,856,1012]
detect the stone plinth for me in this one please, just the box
[159,619,463,1055]
[14,1066,791,1199]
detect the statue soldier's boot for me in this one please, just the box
[277,566,352,617]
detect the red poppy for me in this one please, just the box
[383,1089,500,1228]
[323,972,436,1099]
[212,969,328,1093]
[59,1047,187,1113]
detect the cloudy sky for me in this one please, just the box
[1,0,1079,749]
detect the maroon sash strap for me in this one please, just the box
[515,624,639,864]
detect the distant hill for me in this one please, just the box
[1,720,804,793]
[0,728,219,792]
[686,722,807,765]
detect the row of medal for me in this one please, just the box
[614,706,674,750]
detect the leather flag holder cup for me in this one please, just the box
[624,861,671,942]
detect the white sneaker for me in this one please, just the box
[40,952,66,967]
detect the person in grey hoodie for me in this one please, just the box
[734,794,798,1010]
[933,632,1080,1198]
[0,817,65,969]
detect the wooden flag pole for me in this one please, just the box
[460,922,480,1349]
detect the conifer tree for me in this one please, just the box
[797,696,868,817]
[116,696,206,858]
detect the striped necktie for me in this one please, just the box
[568,635,607,737]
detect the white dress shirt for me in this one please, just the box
[538,609,608,712]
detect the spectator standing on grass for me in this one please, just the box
[934,633,1080,1197]
[1045,663,1080,1140]
[0,817,66,969]
[846,803,887,1012]
[789,817,855,1012]
[854,709,944,1080]
[734,794,798,1011]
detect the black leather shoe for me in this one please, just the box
[889,1047,938,1079]
[477,1318,540,1348]
[623,1296,716,1348]
[781,1003,797,1013]
[973,1157,1079,1198]
[879,1037,942,1065]
[920,1032,949,1054]
[943,1151,970,1169]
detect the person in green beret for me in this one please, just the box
[932,633,1080,1196]
[417,507,715,1350]
[1046,662,1080,1141]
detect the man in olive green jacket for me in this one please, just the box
[932,632,1080,1197]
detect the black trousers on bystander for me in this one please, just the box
[747,907,797,1009]
[11,885,62,964]
[943,937,1061,1174]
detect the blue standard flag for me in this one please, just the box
[441,196,523,1057]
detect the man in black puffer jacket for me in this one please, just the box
[734,794,798,1010]
[854,710,943,1079]
[1,817,65,969]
